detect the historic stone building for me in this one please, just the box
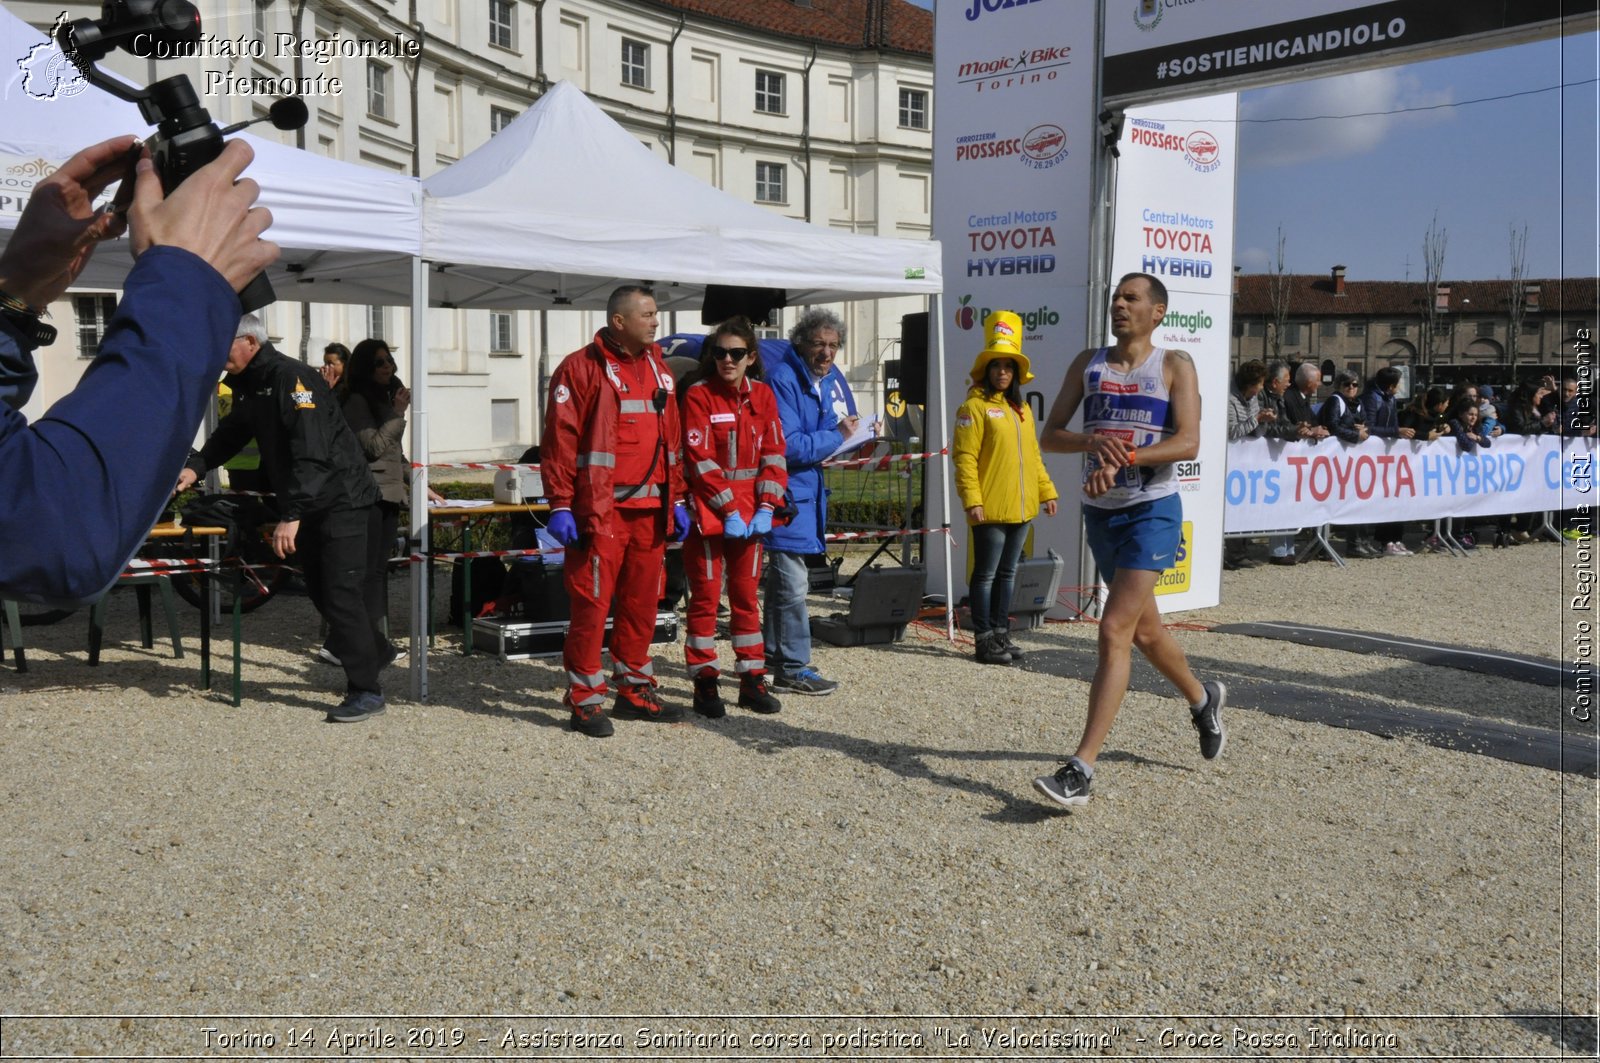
[1230,265,1597,389]
[17,0,934,460]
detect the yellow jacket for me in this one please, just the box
[952,385,1057,523]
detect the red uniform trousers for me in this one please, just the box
[562,506,666,708]
[682,530,765,679]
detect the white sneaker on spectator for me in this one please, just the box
[1383,542,1410,557]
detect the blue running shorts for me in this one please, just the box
[1083,493,1183,577]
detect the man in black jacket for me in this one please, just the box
[176,314,391,722]
[1282,363,1329,442]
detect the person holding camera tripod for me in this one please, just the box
[540,285,692,737]
[0,135,276,603]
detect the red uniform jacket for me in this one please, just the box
[681,375,788,535]
[540,330,685,533]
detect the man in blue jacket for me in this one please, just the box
[762,309,861,695]
[0,135,277,604]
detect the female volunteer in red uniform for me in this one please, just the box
[679,318,788,718]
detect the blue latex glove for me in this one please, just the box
[671,502,693,542]
[547,509,580,546]
[749,508,773,536]
[722,511,751,539]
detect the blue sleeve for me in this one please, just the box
[0,247,239,605]
[772,370,841,468]
[0,317,39,412]
[1359,392,1396,438]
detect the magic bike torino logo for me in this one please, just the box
[954,44,1071,95]
[17,13,90,101]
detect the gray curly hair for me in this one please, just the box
[788,307,847,350]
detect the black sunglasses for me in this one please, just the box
[711,346,750,361]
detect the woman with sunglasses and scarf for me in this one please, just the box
[679,318,788,718]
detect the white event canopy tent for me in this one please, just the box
[0,13,950,696]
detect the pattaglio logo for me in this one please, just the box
[1184,130,1221,173]
[953,295,978,331]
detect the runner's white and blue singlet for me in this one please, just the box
[1080,346,1179,510]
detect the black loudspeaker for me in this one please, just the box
[701,285,786,326]
[897,312,929,405]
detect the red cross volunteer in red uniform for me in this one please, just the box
[679,317,788,719]
[540,285,691,737]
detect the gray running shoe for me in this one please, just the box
[327,691,385,723]
[1033,760,1092,809]
[1191,679,1227,760]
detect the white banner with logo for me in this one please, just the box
[1225,435,1596,531]
[930,0,1100,610]
[1107,91,1237,610]
[1102,0,1585,102]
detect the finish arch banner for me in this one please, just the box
[1107,91,1239,611]
[1101,0,1594,102]
[1225,435,1596,530]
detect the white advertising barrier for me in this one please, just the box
[1224,435,1597,532]
[930,0,1100,609]
[1106,91,1239,611]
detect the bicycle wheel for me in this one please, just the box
[162,534,292,614]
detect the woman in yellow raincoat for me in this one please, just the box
[952,310,1058,665]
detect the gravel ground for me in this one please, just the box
[0,535,1594,1059]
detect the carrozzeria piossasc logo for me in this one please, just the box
[1021,124,1068,170]
[17,13,89,101]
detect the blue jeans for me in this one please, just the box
[968,521,1030,633]
[762,549,812,677]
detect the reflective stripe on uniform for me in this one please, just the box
[694,459,720,477]
[614,659,656,680]
[577,451,616,469]
[734,658,763,673]
[619,400,654,413]
[756,477,784,497]
[731,632,763,649]
[726,469,757,481]
[760,454,787,469]
[686,635,717,651]
[707,488,734,510]
[614,483,662,499]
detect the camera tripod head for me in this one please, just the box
[55,0,307,310]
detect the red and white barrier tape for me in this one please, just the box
[824,526,950,543]
[411,461,540,471]
[822,447,945,470]
[123,557,218,575]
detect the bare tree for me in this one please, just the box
[1420,211,1448,371]
[1505,224,1529,375]
[1266,225,1291,362]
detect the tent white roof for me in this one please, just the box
[3,12,940,315]
[0,8,420,300]
[409,80,942,311]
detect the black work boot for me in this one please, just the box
[691,675,726,719]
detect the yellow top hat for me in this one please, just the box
[969,309,1033,385]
